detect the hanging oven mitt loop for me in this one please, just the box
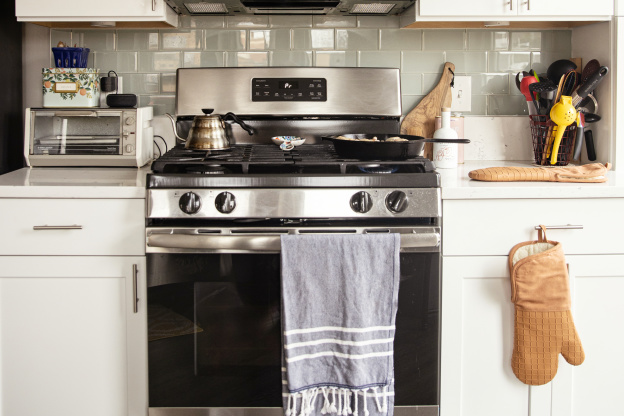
[508,225,584,385]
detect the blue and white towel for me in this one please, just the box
[280,233,401,416]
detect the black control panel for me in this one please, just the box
[252,78,327,102]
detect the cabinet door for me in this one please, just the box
[15,0,167,18]
[517,0,613,16]
[419,0,516,17]
[441,256,530,416]
[0,256,147,416]
[550,255,624,416]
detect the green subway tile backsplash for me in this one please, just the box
[51,18,571,116]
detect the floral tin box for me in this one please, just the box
[42,68,100,107]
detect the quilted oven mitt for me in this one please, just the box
[469,162,611,183]
[508,225,585,385]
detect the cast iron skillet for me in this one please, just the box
[322,134,469,160]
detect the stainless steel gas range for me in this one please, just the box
[145,67,441,416]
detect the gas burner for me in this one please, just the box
[357,164,399,174]
[186,165,229,175]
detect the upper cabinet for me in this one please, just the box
[405,0,613,25]
[15,0,178,28]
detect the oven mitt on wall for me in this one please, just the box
[469,162,611,183]
[508,225,585,385]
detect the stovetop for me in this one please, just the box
[148,144,439,189]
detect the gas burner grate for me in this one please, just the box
[151,144,434,174]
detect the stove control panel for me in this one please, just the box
[150,188,440,219]
[252,78,327,102]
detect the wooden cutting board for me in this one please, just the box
[400,62,455,159]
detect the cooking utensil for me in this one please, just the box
[573,112,585,160]
[585,130,597,161]
[571,66,608,108]
[561,70,578,96]
[529,81,557,115]
[576,93,599,115]
[166,108,253,150]
[583,112,601,123]
[401,62,455,159]
[581,59,601,84]
[546,59,577,85]
[322,134,469,160]
[515,71,530,91]
[548,96,577,165]
[519,75,538,115]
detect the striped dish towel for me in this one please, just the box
[280,233,400,416]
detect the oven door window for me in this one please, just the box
[30,112,122,155]
[146,252,439,408]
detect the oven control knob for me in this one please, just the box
[386,190,409,213]
[215,192,236,214]
[179,192,202,214]
[350,191,373,213]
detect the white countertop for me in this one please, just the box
[0,167,149,198]
[1,162,623,200]
[439,160,624,199]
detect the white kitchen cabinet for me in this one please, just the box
[0,256,148,416]
[0,192,148,416]
[440,197,624,416]
[0,198,145,256]
[15,0,178,27]
[417,0,613,19]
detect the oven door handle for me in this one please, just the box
[146,232,440,253]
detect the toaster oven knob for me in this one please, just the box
[215,192,236,214]
[125,116,136,125]
[386,190,408,213]
[179,192,202,214]
[350,191,373,213]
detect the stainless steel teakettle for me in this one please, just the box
[167,109,253,150]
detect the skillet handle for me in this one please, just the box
[422,138,470,144]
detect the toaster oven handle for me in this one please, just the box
[146,231,440,253]
[52,111,98,117]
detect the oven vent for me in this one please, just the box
[166,0,413,15]
[184,1,229,13]
[242,0,339,14]
[350,2,395,14]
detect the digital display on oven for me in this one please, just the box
[252,77,327,102]
[279,80,299,90]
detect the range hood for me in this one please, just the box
[164,0,415,15]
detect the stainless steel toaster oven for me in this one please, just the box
[24,107,154,167]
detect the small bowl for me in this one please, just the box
[271,136,306,147]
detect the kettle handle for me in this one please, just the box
[165,113,187,143]
[223,112,254,136]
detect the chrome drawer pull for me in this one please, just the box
[33,225,83,230]
[534,224,583,230]
[132,264,139,314]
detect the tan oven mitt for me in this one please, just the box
[469,162,611,183]
[508,225,584,385]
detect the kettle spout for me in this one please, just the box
[165,113,187,143]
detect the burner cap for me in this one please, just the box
[358,164,399,174]
[186,165,229,175]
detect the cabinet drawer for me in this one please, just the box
[443,198,624,256]
[0,199,145,255]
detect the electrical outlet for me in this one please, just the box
[450,76,472,112]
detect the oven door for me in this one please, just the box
[146,226,440,416]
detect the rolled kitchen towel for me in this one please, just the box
[468,162,611,183]
[280,233,400,416]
